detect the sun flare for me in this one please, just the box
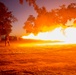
[21,27,76,44]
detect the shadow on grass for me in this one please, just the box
[0,70,34,75]
[0,60,12,66]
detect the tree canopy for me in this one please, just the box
[20,0,76,35]
[0,2,17,35]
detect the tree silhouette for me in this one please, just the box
[23,15,35,35]
[57,3,76,26]
[0,2,17,36]
[19,0,76,35]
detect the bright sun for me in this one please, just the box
[21,27,76,44]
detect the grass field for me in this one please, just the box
[0,41,76,75]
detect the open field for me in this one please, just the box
[0,41,76,75]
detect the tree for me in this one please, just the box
[23,15,36,35]
[20,0,76,35]
[56,3,76,26]
[0,2,17,36]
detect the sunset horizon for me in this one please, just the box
[0,0,76,75]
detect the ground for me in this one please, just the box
[0,41,76,75]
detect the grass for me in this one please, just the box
[0,41,76,75]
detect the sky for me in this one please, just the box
[0,0,76,37]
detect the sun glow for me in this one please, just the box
[64,27,76,43]
[21,27,76,44]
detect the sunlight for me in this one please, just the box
[22,27,65,41]
[64,27,76,44]
[21,27,76,44]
